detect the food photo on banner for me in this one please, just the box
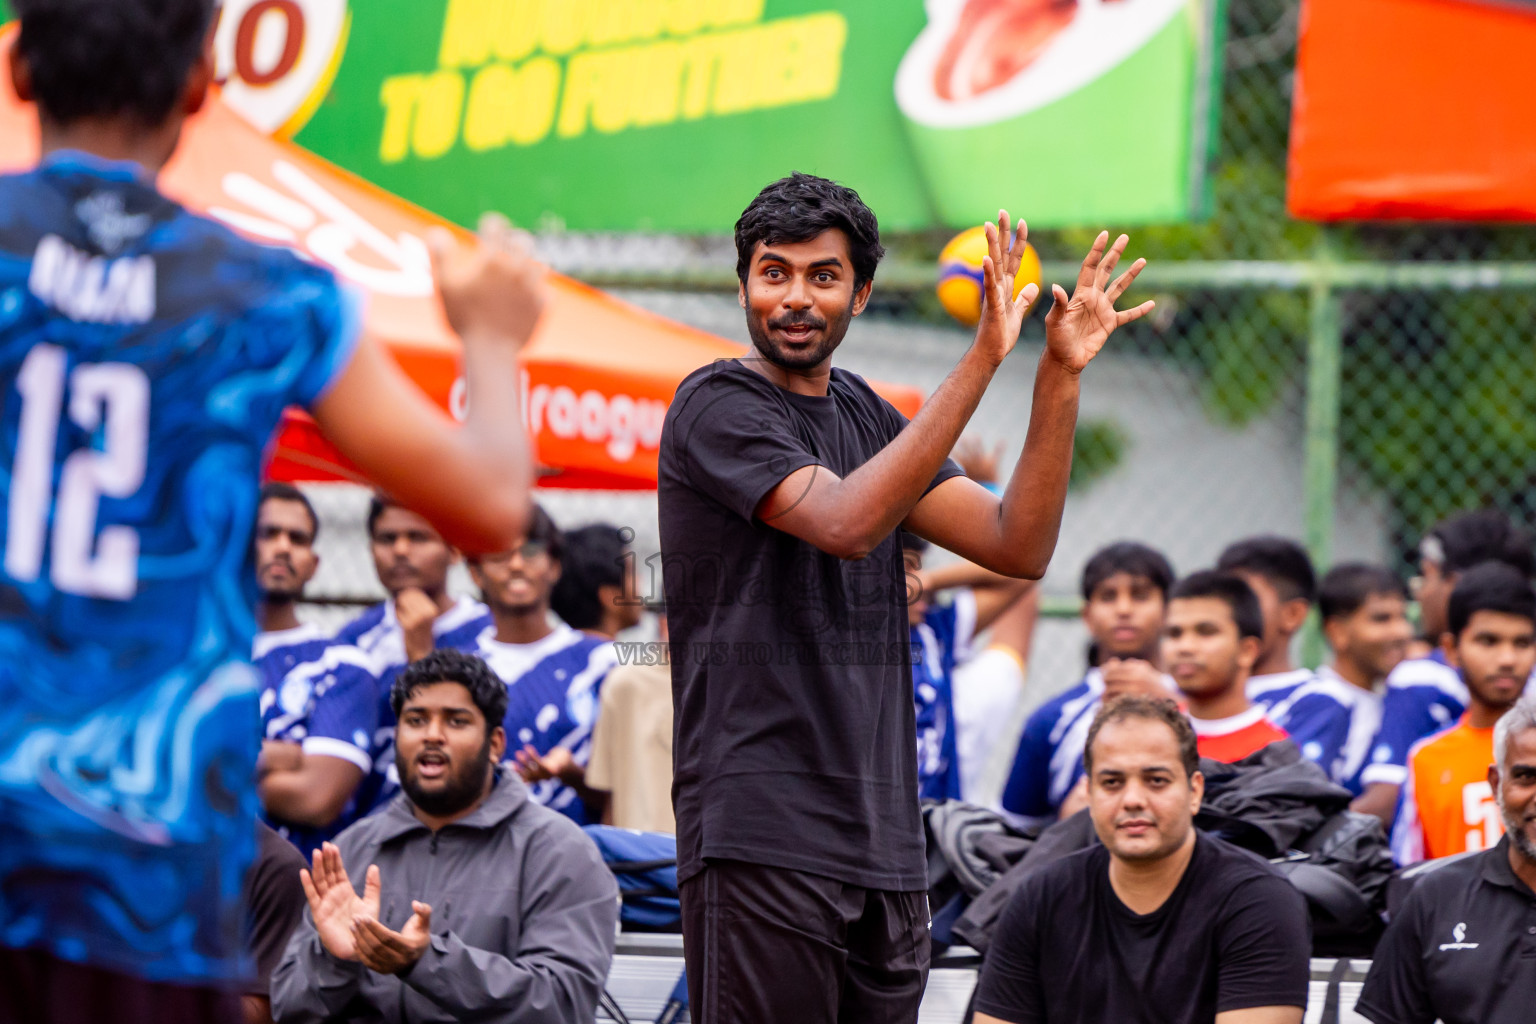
[192,0,1228,232]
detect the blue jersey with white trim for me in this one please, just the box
[334,597,492,807]
[254,624,332,708]
[1264,667,1383,795]
[1361,652,1467,789]
[1247,668,1317,710]
[0,153,360,983]
[473,623,617,825]
[260,641,382,855]
[911,592,974,802]
[1000,671,1104,827]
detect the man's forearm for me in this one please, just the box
[994,355,1081,577]
[823,347,1000,550]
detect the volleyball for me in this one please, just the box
[936,224,1042,327]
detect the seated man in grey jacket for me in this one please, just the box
[272,649,619,1023]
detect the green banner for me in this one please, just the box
[8,1,1226,231]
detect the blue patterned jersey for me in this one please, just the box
[1001,671,1103,827]
[254,624,332,706]
[334,597,492,804]
[259,640,381,856]
[472,623,616,825]
[911,590,975,802]
[1360,652,1467,789]
[0,153,360,983]
[1262,667,1383,795]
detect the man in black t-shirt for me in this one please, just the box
[973,696,1309,1024]
[1355,692,1536,1024]
[659,171,1154,1023]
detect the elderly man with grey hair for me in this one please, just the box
[1357,691,1536,1024]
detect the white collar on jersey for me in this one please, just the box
[1187,704,1269,736]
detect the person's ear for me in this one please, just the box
[598,582,622,610]
[488,725,507,764]
[1189,769,1205,815]
[1237,634,1262,672]
[1322,616,1346,656]
[9,44,33,103]
[1441,632,1461,670]
[737,279,748,310]
[182,21,218,116]
[1279,598,1311,638]
[1488,763,1502,804]
[466,559,485,589]
[852,278,873,317]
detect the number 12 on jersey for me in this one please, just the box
[5,343,149,600]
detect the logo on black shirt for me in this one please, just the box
[1438,922,1480,951]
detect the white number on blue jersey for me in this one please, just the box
[5,343,149,600]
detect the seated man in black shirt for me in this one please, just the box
[1356,691,1536,1024]
[973,695,1310,1024]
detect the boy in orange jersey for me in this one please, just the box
[1392,562,1536,863]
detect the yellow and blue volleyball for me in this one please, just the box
[936,224,1042,327]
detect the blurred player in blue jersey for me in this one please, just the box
[1217,535,1318,706]
[1001,541,1174,828]
[468,505,618,825]
[903,531,1033,801]
[1263,564,1411,793]
[253,483,331,690]
[250,482,381,855]
[335,494,493,669]
[334,493,493,810]
[1354,509,1536,827]
[0,1,543,1018]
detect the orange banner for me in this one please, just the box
[1288,0,1536,222]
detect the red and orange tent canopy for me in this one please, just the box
[0,31,923,489]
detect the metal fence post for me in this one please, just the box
[1301,240,1343,667]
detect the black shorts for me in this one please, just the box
[680,859,930,1024]
[0,947,240,1024]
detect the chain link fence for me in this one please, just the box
[296,0,1536,801]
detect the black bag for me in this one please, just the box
[922,800,1032,948]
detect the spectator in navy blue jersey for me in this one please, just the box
[1001,541,1175,828]
[1216,535,1317,701]
[467,505,617,825]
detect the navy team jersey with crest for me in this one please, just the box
[472,622,617,825]
[333,596,492,806]
[260,639,381,855]
[0,153,361,984]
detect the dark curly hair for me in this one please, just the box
[391,649,508,728]
[14,0,216,127]
[735,172,885,290]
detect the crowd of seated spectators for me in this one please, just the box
[244,457,1536,1023]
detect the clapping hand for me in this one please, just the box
[353,902,433,975]
[514,744,579,784]
[300,842,381,962]
[1041,231,1154,374]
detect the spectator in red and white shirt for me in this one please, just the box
[1164,571,1289,762]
